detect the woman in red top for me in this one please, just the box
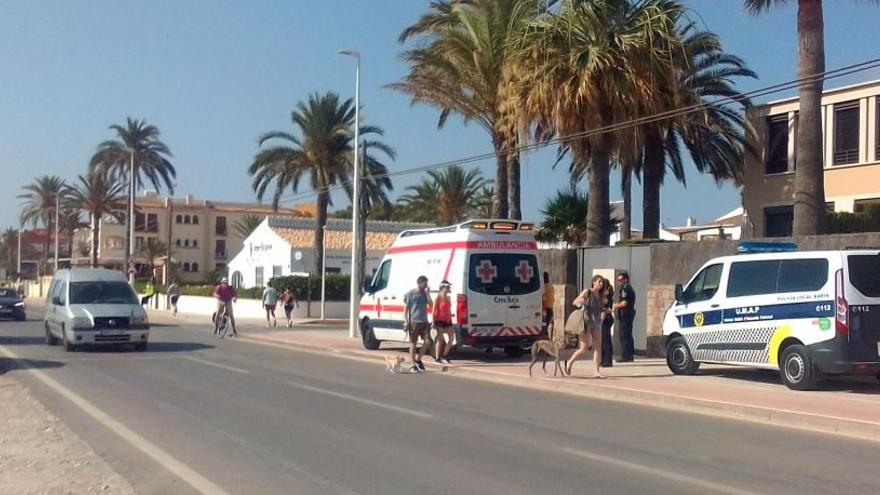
[433,281,454,365]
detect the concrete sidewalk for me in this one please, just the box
[145,309,880,442]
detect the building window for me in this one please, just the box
[215,216,227,236]
[135,236,145,249]
[176,239,181,247]
[183,262,191,272]
[135,212,146,232]
[192,239,199,248]
[272,265,282,278]
[191,262,199,273]
[853,198,880,214]
[192,215,199,225]
[146,213,159,233]
[766,115,790,174]
[184,215,192,224]
[184,239,190,248]
[176,214,183,224]
[833,100,860,165]
[231,271,243,289]
[876,99,880,161]
[764,205,794,238]
[215,240,226,260]
[255,266,264,287]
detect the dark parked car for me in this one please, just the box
[0,288,26,321]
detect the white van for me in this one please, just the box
[359,220,544,357]
[662,243,880,390]
[44,268,150,351]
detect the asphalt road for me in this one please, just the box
[1,309,879,495]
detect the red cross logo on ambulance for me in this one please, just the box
[476,259,498,284]
[515,260,534,284]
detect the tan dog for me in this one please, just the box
[529,340,565,378]
[385,355,405,374]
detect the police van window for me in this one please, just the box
[469,254,540,296]
[778,259,828,293]
[682,264,723,303]
[372,260,392,291]
[727,260,780,298]
[848,254,880,297]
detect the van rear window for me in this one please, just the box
[848,254,880,297]
[468,254,540,296]
[69,281,138,305]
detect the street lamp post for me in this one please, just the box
[128,150,136,285]
[320,224,327,321]
[54,192,60,272]
[17,217,22,275]
[340,49,360,339]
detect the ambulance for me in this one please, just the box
[663,242,880,390]
[359,219,544,357]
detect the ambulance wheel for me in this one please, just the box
[780,345,817,391]
[360,319,380,351]
[666,336,699,375]
[503,346,525,358]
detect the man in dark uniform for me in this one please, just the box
[613,272,636,362]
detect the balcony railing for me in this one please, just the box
[215,227,227,236]
[215,251,227,260]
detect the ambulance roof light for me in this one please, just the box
[736,241,798,254]
[519,223,534,231]
[491,221,516,231]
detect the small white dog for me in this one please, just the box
[384,355,405,374]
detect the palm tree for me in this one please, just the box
[744,0,878,235]
[505,0,681,245]
[138,238,168,274]
[397,165,490,225]
[0,228,18,272]
[536,187,589,247]
[639,24,757,238]
[391,0,545,220]
[89,117,175,272]
[65,171,127,267]
[18,175,65,268]
[248,91,394,274]
[233,215,265,239]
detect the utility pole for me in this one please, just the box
[320,224,327,321]
[54,192,60,272]
[17,217,22,274]
[339,49,361,339]
[128,150,136,285]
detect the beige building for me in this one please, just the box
[75,191,315,282]
[742,79,880,237]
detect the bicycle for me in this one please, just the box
[214,305,230,339]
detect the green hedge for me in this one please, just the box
[268,274,351,301]
[828,205,880,234]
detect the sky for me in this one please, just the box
[1,0,879,231]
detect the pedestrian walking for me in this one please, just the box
[404,275,432,373]
[167,281,181,316]
[432,280,454,365]
[613,272,636,362]
[600,277,615,367]
[565,275,607,378]
[282,288,298,327]
[262,285,279,327]
[141,278,157,307]
[542,272,556,339]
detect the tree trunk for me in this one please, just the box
[586,132,612,246]
[124,192,132,273]
[642,131,664,240]
[492,135,509,219]
[507,151,521,220]
[620,168,632,241]
[90,213,99,268]
[793,0,826,236]
[314,189,330,275]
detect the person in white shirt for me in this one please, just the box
[262,285,279,327]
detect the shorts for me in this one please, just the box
[216,300,234,319]
[406,322,431,341]
[170,295,179,305]
[265,304,276,310]
[284,304,294,316]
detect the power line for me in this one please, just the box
[268,56,880,206]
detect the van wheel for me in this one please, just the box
[361,319,381,350]
[503,346,525,358]
[134,342,148,352]
[780,345,817,390]
[62,328,75,353]
[666,336,699,375]
[45,324,58,346]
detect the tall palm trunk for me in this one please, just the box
[793,0,826,236]
[493,135,509,219]
[586,126,613,246]
[621,168,632,241]
[314,189,330,275]
[508,151,521,220]
[642,131,664,240]
[90,213,100,268]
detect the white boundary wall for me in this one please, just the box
[143,293,350,320]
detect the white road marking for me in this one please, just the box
[0,345,231,495]
[182,356,250,374]
[560,447,761,495]
[283,379,433,419]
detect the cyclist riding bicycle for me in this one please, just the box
[213,277,238,337]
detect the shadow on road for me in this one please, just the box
[81,341,215,354]
[0,356,65,375]
[0,335,46,346]
[700,367,880,394]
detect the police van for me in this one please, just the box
[359,219,544,357]
[663,243,880,390]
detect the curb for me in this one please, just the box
[238,333,880,443]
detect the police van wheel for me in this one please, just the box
[780,345,817,391]
[666,336,699,375]
[361,319,381,351]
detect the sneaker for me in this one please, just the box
[410,365,421,373]
[416,360,426,371]
[440,358,451,365]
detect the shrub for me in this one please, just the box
[828,205,880,234]
[268,274,351,301]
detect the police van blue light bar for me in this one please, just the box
[736,241,798,254]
